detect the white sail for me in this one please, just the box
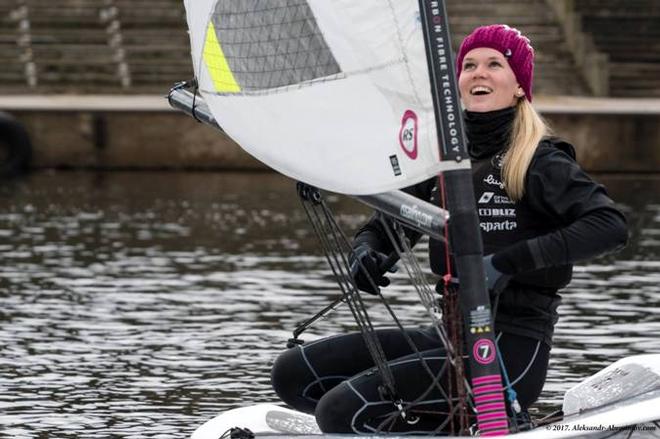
[183,0,468,195]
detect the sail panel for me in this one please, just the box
[185,0,465,195]
[207,0,341,92]
[203,22,241,93]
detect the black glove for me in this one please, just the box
[350,245,393,295]
[483,254,511,298]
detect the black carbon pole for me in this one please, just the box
[416,0,510,435]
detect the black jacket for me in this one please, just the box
[354,137,628,345]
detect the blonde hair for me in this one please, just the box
[501,98,551,201]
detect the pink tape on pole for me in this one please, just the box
[475,393,505,404]
[480,420,510,435]
[473,383,503,395]
[478,402,506,413]
[477,411,508,422]
[472,374,509,436]
[472,374,502,386]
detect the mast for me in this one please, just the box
[416,1,510,435]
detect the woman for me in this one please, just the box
[271,24,628,434]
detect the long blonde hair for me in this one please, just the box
[501,98,551,201]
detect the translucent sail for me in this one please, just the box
[184,0,468,195]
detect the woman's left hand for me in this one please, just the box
[483,254,511,297]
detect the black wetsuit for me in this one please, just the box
[271,107,628,434]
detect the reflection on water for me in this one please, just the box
[0,171,659,438]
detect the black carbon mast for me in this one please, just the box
[416,0,510,435]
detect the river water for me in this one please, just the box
[0,171,659,438]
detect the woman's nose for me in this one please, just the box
[472,64,488,78]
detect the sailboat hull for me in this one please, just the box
[191,355,660,439]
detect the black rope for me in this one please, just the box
[380,219,475,417]
[296,183,398,401]
[294,183,479,433]
[190,77,203,124]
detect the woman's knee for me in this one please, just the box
[315,382,358,433]
[271,347,316,413]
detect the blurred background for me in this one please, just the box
[1,1,659,438]
[0,0,659,174]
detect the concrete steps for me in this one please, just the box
[0,3,28,87]
[13,0,119,91]
[1,0,658,97]
[0,0,191,93]
[112,0,191,88]
[575,0,660,97]
[447,0,590,96]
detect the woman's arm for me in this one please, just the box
[491,145,628,275]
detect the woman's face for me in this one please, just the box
[458,47,523,112]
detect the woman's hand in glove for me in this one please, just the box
[483,254,512,297]
[350,245,395,295]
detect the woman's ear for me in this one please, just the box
[515,87,525,97]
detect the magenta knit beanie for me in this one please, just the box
[456,24,535,102]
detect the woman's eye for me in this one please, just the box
[463,63,475,70]
[489,61,502,68]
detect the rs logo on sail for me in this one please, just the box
[399,110,418,159]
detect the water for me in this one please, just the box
[0,171,659,438]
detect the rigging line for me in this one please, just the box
[442,284,473,432]
[297,189,397,394]
[297,186,468,422]
[430,402,471,435]
[365,218,462,408]
[437,173,455,283]
[380,219,457,364]
[381,220,474,417]
[374,394,462,434]
[291,295,342,339]
[191,78,203,124]
[300,199,365,335]
[315,198,398,392]
[299,196,346,289]
[299,196,361,318]
[386,260,470,418]
[291,250,399,339]
[435,172,472,431]
[497,345,523,433]
[393,223,469,390]
[301,199,359,309]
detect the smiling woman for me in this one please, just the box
[270,24,629,434]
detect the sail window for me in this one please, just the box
[205,0,341,93]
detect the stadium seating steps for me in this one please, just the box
[0,0,657,97]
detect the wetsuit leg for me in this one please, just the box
[497,332,550,410]
[270,327,442,414]
[314,347,454,434]
[314,332,549,434]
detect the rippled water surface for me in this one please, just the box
[1,172,659,438]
